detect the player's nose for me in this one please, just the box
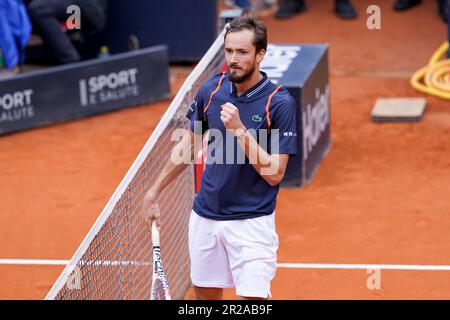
[231,53,239,64]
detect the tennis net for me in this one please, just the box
[45,28,226,300]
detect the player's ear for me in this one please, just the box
[256,49,266,64]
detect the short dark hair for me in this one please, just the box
[224,14,268,54]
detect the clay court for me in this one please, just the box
[1,0,450,299]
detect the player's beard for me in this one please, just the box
[228,62,256,84]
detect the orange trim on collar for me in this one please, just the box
[203,72,226,115]
[265,85,282,131]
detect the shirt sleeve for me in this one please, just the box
[271,95,298,156]
[186,85,209,135]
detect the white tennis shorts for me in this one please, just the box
[188,210,279,298]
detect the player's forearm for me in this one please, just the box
[151,132,195,196]
[152,160,190,195]
[236,129,283,186]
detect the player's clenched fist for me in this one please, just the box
[220,102,245,133]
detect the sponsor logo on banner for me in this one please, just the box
[303,86,330,160]
[79,68,139,106]
[261,44,301,84]
[262,44,330,162]
[0,89,34,123]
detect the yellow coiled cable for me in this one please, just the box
[411,41,450,100]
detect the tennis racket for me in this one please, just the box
[150,221,171,300]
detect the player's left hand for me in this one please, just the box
[220,102,245,134]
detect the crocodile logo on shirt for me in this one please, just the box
[252,115,263,123]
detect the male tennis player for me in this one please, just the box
[143,15,298,300]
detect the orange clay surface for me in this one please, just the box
[1,0,450,299]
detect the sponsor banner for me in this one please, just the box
[262,44,331,187]
[0,46,170,135]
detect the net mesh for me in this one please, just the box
[46,29,226,300]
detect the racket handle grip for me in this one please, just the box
[152,221,160,247]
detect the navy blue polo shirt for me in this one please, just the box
[186,71,298,220]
